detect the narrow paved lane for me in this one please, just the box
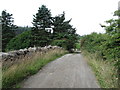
[21,54,100,88]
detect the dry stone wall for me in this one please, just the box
[1,45,62,68]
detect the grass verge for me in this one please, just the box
[82,50,118,88]
[2,48,67,88]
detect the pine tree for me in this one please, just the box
[52,12,78,51]
[31,5,52,47]
[52,12,72,39]
[2,10,17,52]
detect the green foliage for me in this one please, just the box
[32,5,52,29]
[51,39,68,49]
[103,11,120,81]
[114,10,120,17]
[31,5,52,47]
[52,12,72,36]
[51,34,78,51]
[52,12,78,51]
[6,30,31,51]
[2,10,17,51]
[51,40,67,48]
[81,33,106,53]
[15,26,31,35]
[81,10,120,86]
[75,43,80,50]
[4,5,78,52]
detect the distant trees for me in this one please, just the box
[15,26,31,35]
[2,10,17,51]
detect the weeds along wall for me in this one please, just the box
[1,45,63,68]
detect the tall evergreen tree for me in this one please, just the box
[52,12,78,51]
[2,10,17,52]
[52,12,72,39]
[31,5,52,47]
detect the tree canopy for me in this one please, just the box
[31,5,52,47]
[2,10,17,51]
[4,5,78,52]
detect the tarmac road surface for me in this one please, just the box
[21,54,100,88]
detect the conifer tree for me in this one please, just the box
[31,5,52,47]
[52,12,72,39]
[2,10,17,51]
[52,12,78,51]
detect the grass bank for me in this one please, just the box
[2,48,67,88]
[82,50,118,88]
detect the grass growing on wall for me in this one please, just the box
[82,50,118,88]
[2,49,67,88]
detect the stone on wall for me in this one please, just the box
[1,45,62,68]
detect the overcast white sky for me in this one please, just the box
[0,0,119,35]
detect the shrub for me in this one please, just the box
[51,40,67,49]
[6,30,31,51]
